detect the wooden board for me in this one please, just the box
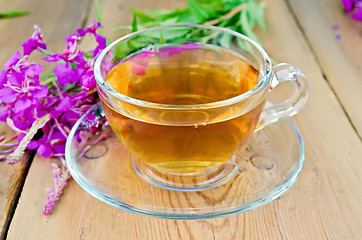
[5,0,362,239]
[0,131,29,239]
[0,0,90,238]
[288,0,362,137]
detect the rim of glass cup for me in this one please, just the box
[94,24,272,110]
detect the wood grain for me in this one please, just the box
[0,0,90,238]
[288,0,362,137]
[5,0,362,239]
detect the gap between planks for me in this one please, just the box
[284,0,362,142]
[320,73,362,142]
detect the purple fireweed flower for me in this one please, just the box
[50,96,72,118]
[77,21,106,56]
[0,70,7,85]
[3,51,21,69]
[43,34,84,64]
[80,69,96,91]
[0,106,9,121]
[129,42,201,76]
[77,21,102,36]
[342,0,354,12]
[43,21,106,90]
[93,33,107,56]
[0,50,47,131]
[159,46,184,57]
[351,4,362,20]
[22,25,47,56]
[341,0,362,21]
[28,127,67,158]
[42,163,71,215]
[0,75,46,108]
[159,42,201,58]
[128,46,158,76]
[53,62,80,87]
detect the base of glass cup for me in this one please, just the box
[132,156,239,192]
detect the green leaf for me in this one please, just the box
[141,17,178,28]
[39,73,55,80]
[62,83,77,92]
[132,13,138,32]
[40,75,56,86]
[96,0,103,22]
[236,36,255,58]
[113,26,132,31]
[128,37,151,49]
[218,10,241,27]
[187,0,210,22]
[112,0,266,61]
[247,0,266,32]
[175,14,199,24]
[113,42,131,61]
[240,9,261,45]
[143,28,190,41]
[224,0,246,10]
[70,62,77,69]
[0,9,30,18]
[246,8,255,29]
[218,33,232,49]
[156,9,190,21]
[130,8,155,23]
[196,0,223,4]
[146,9,170,17]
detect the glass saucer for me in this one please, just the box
[65,103,304,219]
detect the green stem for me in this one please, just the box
[0,133,22,147]
[40,76,56,86]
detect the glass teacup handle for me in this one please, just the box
[256,63,309,130]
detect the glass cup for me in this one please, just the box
[94,25,309,191]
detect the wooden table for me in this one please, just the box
[1,0,361,239]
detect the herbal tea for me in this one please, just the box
[102,44,263,174]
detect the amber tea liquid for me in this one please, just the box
[102,44,263,174]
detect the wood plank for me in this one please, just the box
[0,129,30,239]
[0,0,39,234]
[6,0,362,239]
[0,0,90,238]
[288,0,362,137]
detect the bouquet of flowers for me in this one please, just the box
[0,21,106,214]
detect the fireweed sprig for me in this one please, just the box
[0,21,108,215]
